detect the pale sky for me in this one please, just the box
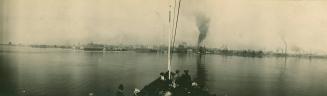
[1,0,327,53]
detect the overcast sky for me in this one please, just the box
[1,0,327,53]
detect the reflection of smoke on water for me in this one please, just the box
[276,57,287,96]
[195,54,208,88]
[279,57,287,78]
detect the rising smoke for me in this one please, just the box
[196,15,210,46]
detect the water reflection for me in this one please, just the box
[1,47,327,96]
[277,57,287,96]
[14,51,101,96]
[0,55,17,96]
[195,55,208,88]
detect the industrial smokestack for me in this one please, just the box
[196,15,210,47]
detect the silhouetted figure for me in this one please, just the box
[174,70,181,80]
[116,84,125,96]
[175,70,182,86]
[163,71,176,80]
[159,72,170,93]
[133,88,144,96]
[160,72,166,81]
[181,70,192,89]
[163,71,175,88]
[139,70,215,96]
[175,70,180,76]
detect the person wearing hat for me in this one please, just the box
[116,84,125,96]
[181,70,192,89]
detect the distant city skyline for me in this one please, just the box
[1,0,327,53]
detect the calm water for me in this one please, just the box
[1,46,327,96]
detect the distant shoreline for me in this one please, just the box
[1,44,327,59]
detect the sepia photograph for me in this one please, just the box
[1,0,327,96]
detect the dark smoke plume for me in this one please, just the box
[196,15,210,46]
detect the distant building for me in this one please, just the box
[83,43,105,51]
[175,44,188,53]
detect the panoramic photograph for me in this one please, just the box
[1,0,327,96]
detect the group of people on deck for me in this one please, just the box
[116,70,215,96]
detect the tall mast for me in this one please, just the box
[168,0,173,80]
[168,0,182,80]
